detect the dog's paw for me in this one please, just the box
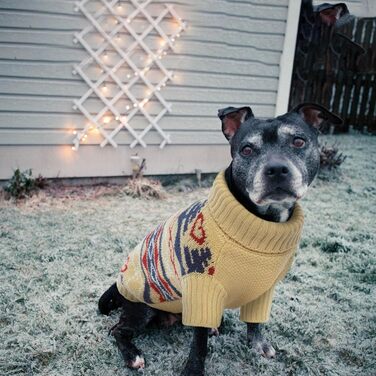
[251,339,276,359]
[128,355,145,369]
[209,327,219,337]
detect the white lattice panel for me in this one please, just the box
[72,0,186,150]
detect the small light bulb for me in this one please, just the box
[115,116,120,121]
[126,105,130,110]
[127,73,131,78]
[72,146,77,151]
[72,130,77,135]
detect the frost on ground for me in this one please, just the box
[0,134,375,376]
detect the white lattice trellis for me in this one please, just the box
[72,0,186,150]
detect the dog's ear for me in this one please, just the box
[293,103,343,129]
[218,106,254,141]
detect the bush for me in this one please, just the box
[320,142,347,170]
[4,169,47,199]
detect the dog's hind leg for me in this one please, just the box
[111,298,157,369]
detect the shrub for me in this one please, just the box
[4,169,47,199]
[320,142,347,170]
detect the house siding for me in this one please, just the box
[0,0,290,179]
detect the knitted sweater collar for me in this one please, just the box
[207,171,305,254]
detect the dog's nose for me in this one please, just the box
[264,162,290,179]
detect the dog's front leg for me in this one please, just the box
[247,323,276,359]
[181,327,209,376]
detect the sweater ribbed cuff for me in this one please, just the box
[240,286,275,323]
[181,275,227,328]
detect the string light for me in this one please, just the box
[103,116,111,124]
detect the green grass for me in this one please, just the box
[0,134,375,376]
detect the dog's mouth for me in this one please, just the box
[256,187,299,204]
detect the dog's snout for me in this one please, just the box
[265,162,290,179]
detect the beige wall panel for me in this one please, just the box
[0,0,291,177]
[0,144,232,179]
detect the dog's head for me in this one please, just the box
[218,103,342,207]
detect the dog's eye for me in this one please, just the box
[241,145,253,156]
[292,137,306,148]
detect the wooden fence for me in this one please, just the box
[289,4,376,133]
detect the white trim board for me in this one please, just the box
[275,0,302,116]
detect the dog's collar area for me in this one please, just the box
[207,171,305,254]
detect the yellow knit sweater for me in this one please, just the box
[117,171,304,328]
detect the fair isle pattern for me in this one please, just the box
[140,222,181,303]
[120,199,214,304]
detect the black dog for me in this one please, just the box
[99,103,341,375]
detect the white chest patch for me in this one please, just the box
[279,209,290,222]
